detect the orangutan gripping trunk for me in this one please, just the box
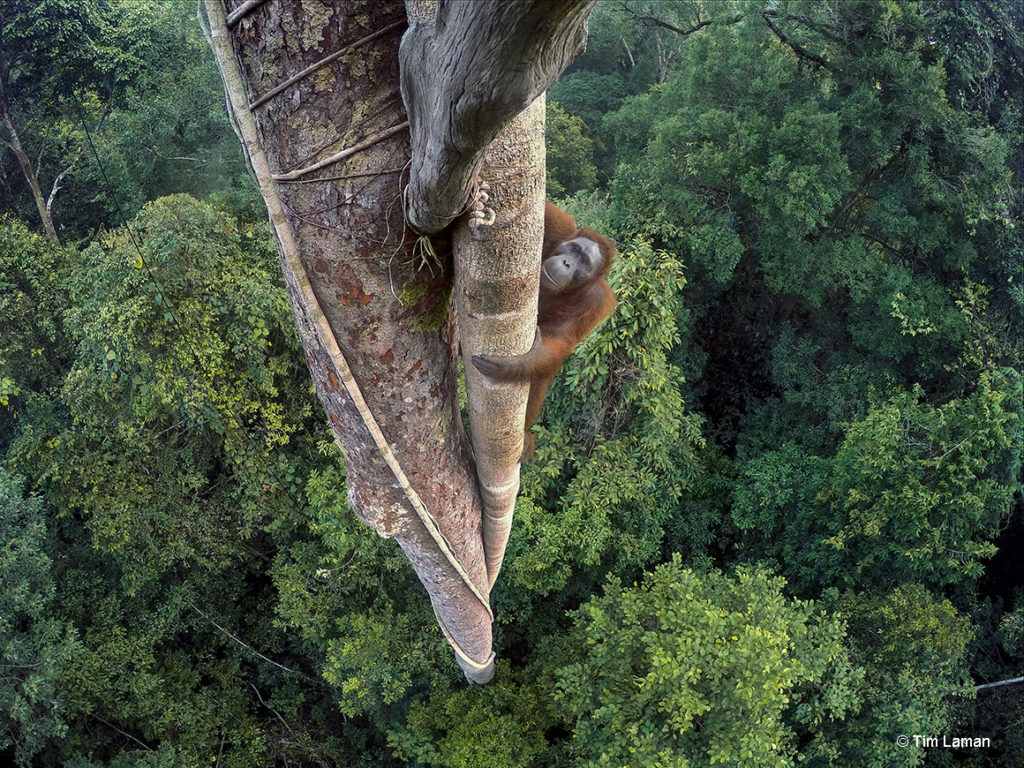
[473,201,617,460]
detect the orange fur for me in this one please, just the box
[472,201,617,460]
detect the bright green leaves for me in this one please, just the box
[322,604,441,719]
[65,193,306,460]
[1,191,349,766]
[831,585,974,768]
[390,664,557,768]
[557,558,859,768]
[0,216,73,401]
[274,466,441,722]
[604,8,851,295]
[0,1,1018,763]
[6,194,320,586]
[821,371,1021,587]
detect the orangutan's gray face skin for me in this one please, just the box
[540,236,604,292]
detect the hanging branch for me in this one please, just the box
[630,15,712,37]
[976,675,1024,692]
[761,9,831,70]
[191,603,298,675]
[249,20,406,110]
[615,0,719,37]
[772,10,846,43]
[271,122,409,181]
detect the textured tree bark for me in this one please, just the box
[454,97,546,587]
[203,0,494,682]
[399,0,594,233]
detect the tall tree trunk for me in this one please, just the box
[204,0,593,684]
[455,96,547,588]
[0,110,57,242]
[0,28,58,242]
[400,0,592,590]
[203,0,494,682]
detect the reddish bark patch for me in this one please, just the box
[335,263,374,306]
[338,287,374,306]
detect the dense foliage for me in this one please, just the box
[1,1,1021,766]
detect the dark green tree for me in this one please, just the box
[2,1,1020,763]
[545,101,596,197]
[0,469,77,765]
[3,195,363,765]
[0,1,249,241]
[0,0,139,239]
[0,215,72,421]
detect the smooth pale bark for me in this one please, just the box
[203,0,493,682]
[0,35,59,243]
[399,0,594,233]
[0,110,57,242]
[454,96,546,588]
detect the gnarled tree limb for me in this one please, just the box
[399,0,595,233]
[761,9,831,70]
